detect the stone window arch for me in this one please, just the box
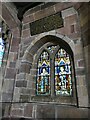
[31,41,77,105]
[36,43,73,96]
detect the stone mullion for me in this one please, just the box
[50,58,55,97]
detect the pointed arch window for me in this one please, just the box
[0,19,11,67]
[36,45,73,97]
[36,51,50,95]
[55,49,72,96]
[0,38,5,67]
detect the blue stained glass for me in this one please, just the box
[55,48,72,96]
[60,58,65,65]
[0,38,5,67]
[37,51,50,95]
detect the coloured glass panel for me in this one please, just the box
[55,48,72,96]
[47,45,57,53]
[0,28,5,67]
[0,19,10,67]
[36,51,50,95]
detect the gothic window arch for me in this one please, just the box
[36,44,73,97]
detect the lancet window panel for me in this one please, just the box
[0,20,5,67]
[0,19,11,67]
[0,38,5,67]
[55,49,72,96]
[36,51,50,95]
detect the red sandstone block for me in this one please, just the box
[16,81,27,87]
[5,68,16,79]
[11,109,23,116]
[23,14,34,24]
[12,27,20,37]
[22,29,30,38]
[78,60,84,67]
[34,10,46,21]
[34,6,55,21]
[9,62,16,68]
[19,63,31,73]
[11,38,20,46]
[24,103,33,117]
[14,53,18,61]
[54,2,74,13]
[11,46,19,52]
[64,14,77,25]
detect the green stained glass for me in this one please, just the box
[36,51,50,95]
[55,48,72,96]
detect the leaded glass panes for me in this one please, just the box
[36,51,50,95]
[47,45,57,53]
[0,38,4,67]
[0,21,5,67]
[0,18,10,67]
[55,48,72,96]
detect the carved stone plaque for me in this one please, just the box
[30,12,63,35]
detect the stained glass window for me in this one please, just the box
[0,19,10,67]
[36,45,73,97]
[55,48,72,96]
[0,21,5,67]
[36,51,50,95]
[0,38,5,67]
[47,45,57,53]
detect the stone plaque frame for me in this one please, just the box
[30,12,63,35]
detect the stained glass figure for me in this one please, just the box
[55,48,72,96]
[47,45,57,53]
[36,51,50,95]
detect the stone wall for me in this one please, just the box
[78,2,90,108]
[1,2,89,119]
[1,2,21,117]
